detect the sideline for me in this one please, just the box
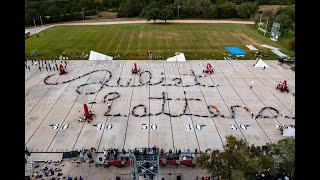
[25,19,254,36]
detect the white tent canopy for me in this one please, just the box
[88,50,113,60]
[166,53,186,62]
[283,126,295,137]
[246,45,258,51]
[260,44,279,50]
[254,59,269,68]
[271,49,288,57]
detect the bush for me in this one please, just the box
[217,2,237,18]
[237,2,259,19]
[84,9,97,16]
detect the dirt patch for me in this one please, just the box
[259,5,290,12]
[86,11,117,20]
[158,32,180,40]
[237,33,260,47]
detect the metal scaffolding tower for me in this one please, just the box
[133,147,160,180]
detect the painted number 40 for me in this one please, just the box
[96,124,113,130]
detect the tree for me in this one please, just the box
[252,13,262,27]
[146,8,161,22]
[267,138,295,177]
[203,3,218,18]
[217,2,237,18]
[237,2,259,19]
[275,13,293,32]
[160,7,174,22]
[117,0,146,17]
[48,5,61,17]
[196,135,274,179]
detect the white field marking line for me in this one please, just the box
[31,27,67,50]
[96,25,115,50]
[115,28,128,52]
[185,23,202,49]
[195,29,211,50]
[68,27,93,52]
[230,31,249,48]
[105,25,122,51]
[157,24,160,51]
[239,32,260,47]
[202,32,212,50]
[84,25,107,52]
[53,27,82,51]
[58,28,83,54]
[170,25,182,51]
[221,30,242,50]
[210,31,225,48]
[126,24,136,52]
[164,25,169,51]
[148,24,150,51]
[205,31,218,49]
[177,24,191,51]
[225,31,244,50]
[26,20,254,32]
[137,25,143,51]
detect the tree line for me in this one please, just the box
[26,0,294,26]
[196,135,295,179]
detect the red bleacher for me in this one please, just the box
[180,160,193,166]
[166,160,177,165]
[107,160,122,167]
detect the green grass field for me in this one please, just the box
[25,23,293,60]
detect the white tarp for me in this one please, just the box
[246,45,258,51]
[271,49,288,57]
[283,126,295,137]
[254,59,269,68]
[88,50,113,60]
[260,44,279,50]
[166,53,186,62]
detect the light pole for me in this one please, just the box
[33,18,39,37]
[33,18,37,29]
[177,5,180,19]
[40,16,45,34]
[82,8,84,21]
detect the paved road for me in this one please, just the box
[25,19,254,35]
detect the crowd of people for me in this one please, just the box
[27,144,290,179]
[113,53,128,59]
[25,59,69,72]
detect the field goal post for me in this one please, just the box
[257,14,269,37]
[270,22,281,41]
